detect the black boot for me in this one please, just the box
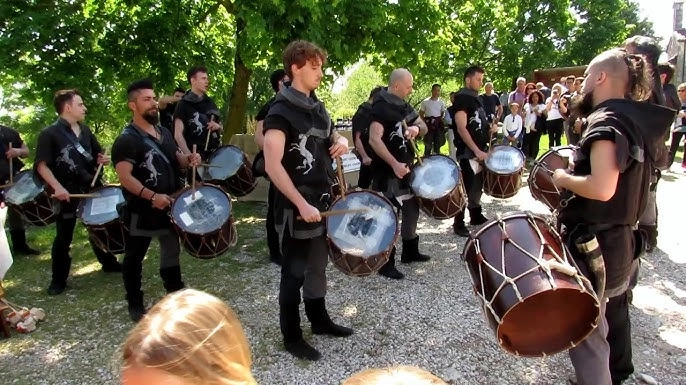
[468,206,488,226]
[126,291,146,322]
[304,298,354,337]
[160,266,185,293]
[400,236,431,263]
[280,298,320,361]
[378,246,404,280]
[638,224,658,252]
[453,211,469,237]
[48,256,71,295]
[9,230,40,256]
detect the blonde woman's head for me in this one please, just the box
[342,366,448,385]
[121,289,256,385]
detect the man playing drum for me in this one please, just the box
[369,68,431,280]
[263,40,352,361]
[552,49,674,385]
[173,66,223,161]
[351,86,384,190]
[34,89,121,295]
[451,66,498,237]
[111,79,201,322]
[0,123,40,255]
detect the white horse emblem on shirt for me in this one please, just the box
[190,112,203,136]
[389,121,407,151]
[289,134,314,174]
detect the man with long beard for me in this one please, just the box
[553,49,674,385]
[111,78,201,322]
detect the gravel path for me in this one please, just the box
[1,169,685,385]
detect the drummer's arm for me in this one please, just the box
[552,140,618,201]
[412,118,428,137]
[174,118,192,155]
[115,161,171,209]
[369,122,402,168]
[35,161,69,201]
[174,149,201,169]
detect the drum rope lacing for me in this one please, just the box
[530,159,577,212]
[467,213,592,326]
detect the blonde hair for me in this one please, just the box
[342,366,448,385]
[121,289,257,385]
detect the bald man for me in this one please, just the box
[369,68,431,280]
[552,48,674,385]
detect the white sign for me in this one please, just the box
[332,152,361,173]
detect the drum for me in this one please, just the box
[483,145,525,199]
[326,191,399,276]
[528,146,575,212]
[3,170,59,226]
[461,211,600,357]
[199,145,257,197]
[410,154,466,219]
[170,184,237,259]
[76,185,127,254]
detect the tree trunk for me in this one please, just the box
[224,17,252,144]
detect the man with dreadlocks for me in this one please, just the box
[553,48,674,385]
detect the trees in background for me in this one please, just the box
[0,0,654,149]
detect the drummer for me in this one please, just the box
[263,40,352,361]
[451,65,498,237]
[0,123,40,256]
[173,66,223,160]
[112,78,201,322]
[369,68,431,280]
[34,89,121,295]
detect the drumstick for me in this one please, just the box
[335,156,346,200]
[296,208,369,220]
[8,142,12,185]
[0,182,14,189]
[401,121,422,165]
[191,144,197,200]
[204,116,214,152]
[199,163,221,168]
[51,193,98,198]
[91,148,108,188]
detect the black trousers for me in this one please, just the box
[607,291,634,383]
[423,127,445,157]
[668,131,685,165]
[458,158,484,209]
[279,233,328,305]
[523,130,542,159]
[546,118,564,147]
[266,183,282,261]
[51,215,118,285]
[357,162,373,190]
[121,231,181,301]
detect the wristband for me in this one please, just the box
[151,193,156,202]
[138,186,146,197]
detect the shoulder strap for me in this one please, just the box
[123,126,173,166]
[57,123,94,163]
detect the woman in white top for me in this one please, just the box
[545,83,568,147]
[523,90,546,160]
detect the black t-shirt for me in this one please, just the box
[34,118,102,193]
[452,92,490,157]
[0,125,24,183]
[263,93,334,238]
[351,102,374,157]
[370,94,418,178]
[159,103,178,133]
[111,123,184,230]
[479,93,501,121]
[173,92,221,157]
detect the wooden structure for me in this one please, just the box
[531,66,587,87]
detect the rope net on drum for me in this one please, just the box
[468,213,590,326]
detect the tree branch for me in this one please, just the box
[221,0,235,15]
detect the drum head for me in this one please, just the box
[201,146,243,180]
[4,170,43,206]
[410,155,459,199]
[78,186,125,225]
[485,146,525,175]
[327,191,397,257]
[172,185,231,234]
